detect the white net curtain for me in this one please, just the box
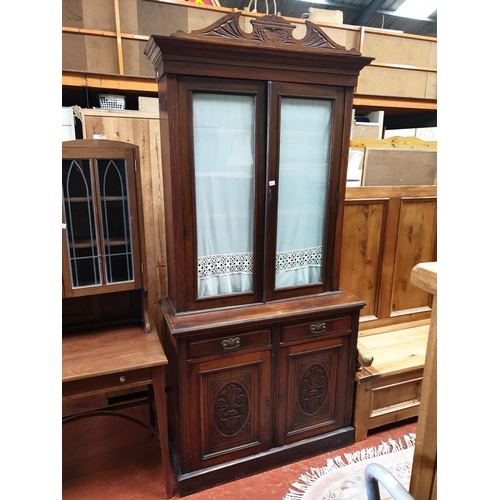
[192,93,332,298]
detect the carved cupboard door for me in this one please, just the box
[277,334,351,445]
[186,349,272,472]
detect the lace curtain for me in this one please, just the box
[193,93,331,298]
[275,97,331,288]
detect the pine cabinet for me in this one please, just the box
[146,12,373,496]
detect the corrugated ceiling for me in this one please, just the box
[216,0,437,38]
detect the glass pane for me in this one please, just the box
[193,93,255,298]
[62,159,101,288]
[275,98,332,289]
[97,159,134,284]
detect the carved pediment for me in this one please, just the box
[173,12,361,55]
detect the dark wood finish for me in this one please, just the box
[62,327,173,498]
[277,335,350,445]
[187,348,273,471]
[61,289,143,333]
[62,139,173,497]
[145,13,373,313]
[62,140,146,299]
[176,76,267,311]
[264,81,346,302]
[62,326,167,385]
[160,293,364,495]
[145,12,372,496]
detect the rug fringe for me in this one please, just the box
[282,433,416,500]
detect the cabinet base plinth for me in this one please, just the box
[173,426,355,497]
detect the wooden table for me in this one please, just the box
[409,262,437,500]
[62,325,174,498]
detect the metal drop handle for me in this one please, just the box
[310,322,327,334]
[221,337,241,350]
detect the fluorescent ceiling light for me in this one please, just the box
[394,0,436,20]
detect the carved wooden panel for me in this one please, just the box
[391,197,437,316]
[173,12,360,54]
[188,349,272,471]
[278,335,349,445]
[340,198,388,319]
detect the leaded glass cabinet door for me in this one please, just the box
[62,140,143,298]
[177,77,267,311]
[265,83,346,302]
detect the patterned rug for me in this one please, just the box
[283,434,415,500]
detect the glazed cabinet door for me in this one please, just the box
[62,140,142,298]
[185,348,272,472]
[173,77,347,312]
[265,82,346,301]
[176,77,267,311]
[277,324,352,445]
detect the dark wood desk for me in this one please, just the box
[62,325,174,498]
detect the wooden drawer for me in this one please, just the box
[62,367,153,398]
[281,316,352,343]
[371,370,424,418]
[188,329,272,359]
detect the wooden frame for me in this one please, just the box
[145,12,371,495]
[341,185,437,331]
[146,11,373,313]
[62,139,146,299]
[75,109,166,340]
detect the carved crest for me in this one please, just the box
[199,14,246,40]
[173,12,361,55]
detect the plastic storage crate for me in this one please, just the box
[98,94,126,110]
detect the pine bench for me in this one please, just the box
[353,319,430,442]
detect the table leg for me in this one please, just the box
[152,366,174,498]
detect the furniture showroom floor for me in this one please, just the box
[62,395,417,499]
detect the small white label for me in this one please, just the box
[269,180,276,186]
[62,223,67,229]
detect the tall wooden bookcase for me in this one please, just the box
[145,13,373,496]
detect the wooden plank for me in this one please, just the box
[353,95,436,111]
[362,32,436,68]
[391,197,437,315]
[63,71,159,92]
[113,0,124,75]
[357,324,429,376]
[350,136,437,149]
[62,326,167,382]
[78,109,166,334]
[342,185,436,331]
[340,197,388,318]
[410,261,437,295]
[409,263,437,500]
[359,317,430,335]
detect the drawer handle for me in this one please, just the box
[119,376,126,383]
[310,322,327,334]
[221,337,241,350]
